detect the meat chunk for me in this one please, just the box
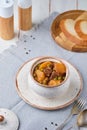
[50,71,59,80]
[43,67,53,77]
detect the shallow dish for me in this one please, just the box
[28,57,70,98]
[16,57,83,110]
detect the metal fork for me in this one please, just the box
[56,98,86,130]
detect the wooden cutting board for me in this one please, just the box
[51,10,87,52]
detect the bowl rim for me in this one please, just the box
[30,56,70,88]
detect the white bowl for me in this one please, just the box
[28,57,70,98]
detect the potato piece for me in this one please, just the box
[48,80,57,86]
[35,69,45,83]
[54,62,66,74]
[42,77,49,85]
[48,79,61,86]
[39,61,52,70]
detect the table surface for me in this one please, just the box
[0,1,87,130]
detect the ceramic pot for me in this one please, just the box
[28,56,70,98]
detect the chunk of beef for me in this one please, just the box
[50,71,59,80]
[43,67,53,77]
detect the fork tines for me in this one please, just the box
[76,98,86,110]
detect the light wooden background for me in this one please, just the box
[32,0,87,23]
[14,0,87,24]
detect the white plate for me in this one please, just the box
[16,57,83,110]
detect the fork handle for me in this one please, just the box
[56,113,73,130]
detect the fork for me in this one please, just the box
[56,98,86,130]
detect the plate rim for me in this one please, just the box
[16,57,83,110]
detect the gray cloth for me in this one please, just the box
[0,13,87,130]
